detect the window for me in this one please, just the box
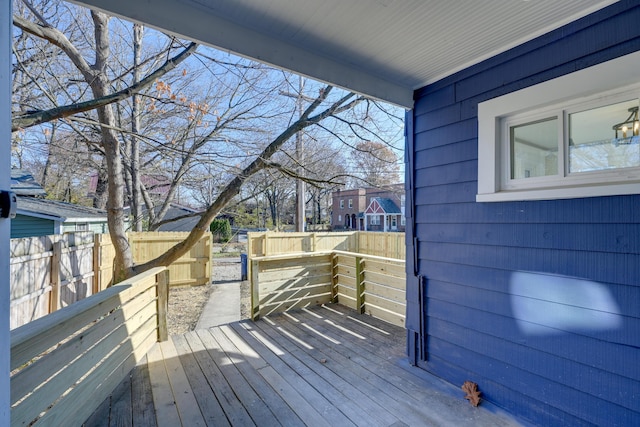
[478,50,640,202]
[338,214,342,222]
[401,215,406,226]
[348,199,353,208]
[339,200,344,209]
[75,223,89,232]
[370,215,380,226]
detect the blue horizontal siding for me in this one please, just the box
[410,1,640,425]
[11,215,54,238]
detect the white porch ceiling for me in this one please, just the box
[70,0,618,108]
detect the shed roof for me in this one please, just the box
[17,196,107,222]
[71,0,616,107]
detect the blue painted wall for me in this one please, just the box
[11,215,54,238]
[409,1,640,425]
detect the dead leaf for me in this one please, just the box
[462,381,481,407]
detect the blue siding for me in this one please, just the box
[410,1,640,425]
[11,215,54,238]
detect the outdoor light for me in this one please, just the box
[612,106,640,139]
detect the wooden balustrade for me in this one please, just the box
[250,250,405,327]
[10,267,169,427]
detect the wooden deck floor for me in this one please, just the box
[84,304,519,427]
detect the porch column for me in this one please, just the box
[0,0,13,421]
[383,214,388,232]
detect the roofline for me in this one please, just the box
[16,209,62,222]
[16,209,106,223]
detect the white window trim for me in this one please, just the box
[478,50,640,202]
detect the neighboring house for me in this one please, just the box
[12,197,109,239]
[152,203,201,232]
[10,168,109,238]
[331,184,405,232]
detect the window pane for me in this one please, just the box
[569,99,640,173]
[510,117,558,179]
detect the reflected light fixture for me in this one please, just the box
[613,106,640,138]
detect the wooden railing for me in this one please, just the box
[248,231,405,259]
[10,267,169,427]
[250,250,406,327]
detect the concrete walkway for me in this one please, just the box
[196,281,242,329]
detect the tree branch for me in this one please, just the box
[11,15,198,131]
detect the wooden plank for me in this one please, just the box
[365,259,406,278]
[260,293,333,317]
[252,319,386,427]
[34,327,157,426]
[363,293,406,316]
[289,309,492,426]
[158,339,207,426]
[11,267,165,370]
[251,260,260,320]
[334,273,356,288]
[156,270,169,342]
[255,317,401,427]
[355,256,364,314]
[230,322,338,427]
[336,284,357,300]
[13,314,157,424]
[171,334,231,427]
[82,392,111,427]
[212,326,305,427]
[261,283,333,303]
[271,311,436,426]
[146,343,181,427]
[363,271,406,290]
[49,241,62,313]
[184,331,256,426]
[258,273,332,294]
[107,370,133,427]
[197,329,281,426]
[363,281,405,303]
[363,304,405,328]
[131,355,158,427]
[258,263,331,283]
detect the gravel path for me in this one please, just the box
[166,257,243,336]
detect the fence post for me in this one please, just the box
[263,233,268,257]
[355,255,364,314]
[251,260,260,320]
[156,269,169,342]
[92,234,101,293]
[49,241,62,313]
[331,253,338,303]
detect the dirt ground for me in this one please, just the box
[166,251,249,336]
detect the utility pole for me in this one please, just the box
[295,76,305,232]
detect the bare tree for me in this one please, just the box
[11,1,402,282]
[350,140,401,187]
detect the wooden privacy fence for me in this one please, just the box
[248,231,405,259]
[250,250,406,327]
[10,232,97,330]
[10,231,211,329]
[10,267,169,427]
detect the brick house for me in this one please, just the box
[331,184,405,232]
